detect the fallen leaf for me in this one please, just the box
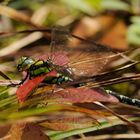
[16,71,57,102]
[44,87,119,104]
[100,20,128,50]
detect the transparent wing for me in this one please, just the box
[32,27,70,66]
[50,26,70,53]
[68,43,115,79]
[34,27,116,79]
[49,27,115,79]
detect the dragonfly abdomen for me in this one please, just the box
[106,90,140,108]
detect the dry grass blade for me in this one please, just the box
[76,134,140,140]
[0,32,43,57]
[0,5,39,27]
[0,80,20,86]
[39,111,101,131]
[87,73,140,88]
[0,70,11,80]
[94,102,140,133]
[111,48,140,67]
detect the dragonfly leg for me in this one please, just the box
[8,75,28,87]
[17,73,29,85]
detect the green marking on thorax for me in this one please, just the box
[32,66,52,76]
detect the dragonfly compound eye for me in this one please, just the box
[17,56,34,71]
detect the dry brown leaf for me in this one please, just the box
[71,15,116,46]
[100,21,128,50]
[6,123,49,140]
[0,125,11,138]
[40,111,96,131]
[0,5,33,26]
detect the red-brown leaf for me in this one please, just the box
[45,87,119,104]
[7,123,49,140]
[16,71,57,102]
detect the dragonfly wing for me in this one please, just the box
[16,70,57,102]
[50,27,70,52]
[68,44,115,79]
[46,27,116,79]
[33,27,116,79]
[37,52,69,66]
[33,27,70,66]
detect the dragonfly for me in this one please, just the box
[15,28,140,107]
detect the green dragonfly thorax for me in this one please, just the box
[17,56,72,84]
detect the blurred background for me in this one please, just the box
[0,1,140,139]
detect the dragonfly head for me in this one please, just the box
[17,56,34,72]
